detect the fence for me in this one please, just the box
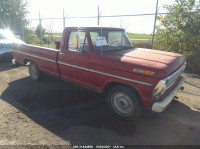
[5,9,198,48]
[1,1,199,76]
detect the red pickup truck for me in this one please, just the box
[12,27,186,120]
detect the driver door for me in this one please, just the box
[58,30,90,87]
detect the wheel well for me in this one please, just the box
[24,59,31,65]
[103,82,141,100]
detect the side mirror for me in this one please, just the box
[73,36,80,49]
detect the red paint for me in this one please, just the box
[12,27,186,108]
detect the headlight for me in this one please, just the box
[152,62,186,101]
[152,79,167,100]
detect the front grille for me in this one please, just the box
[166,62,186,90]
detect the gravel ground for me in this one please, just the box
[0,62,200,146]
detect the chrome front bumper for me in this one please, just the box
[152,76,185,112]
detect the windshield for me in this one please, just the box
[89,30,134,52]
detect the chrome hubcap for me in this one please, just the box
[112,92,134,115]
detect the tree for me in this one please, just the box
[0,0,29,37]
[154,0,200,74]
[24,28,40,44]
[45,20,55,48]
[35,24,46,39]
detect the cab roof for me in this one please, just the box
[64,27,125,32]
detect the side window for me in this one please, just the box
[68,31,89,53]
[108,32,126,46]
[90,32,99,46]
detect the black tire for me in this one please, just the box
[106,85,143,120]
[28,62,41,81]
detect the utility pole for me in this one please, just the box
[21,19,24,41]
[63,9,65,30]
[8,0,11,29]
[97,5,100,25]
[152,0,159,49]
[39,12,42,46]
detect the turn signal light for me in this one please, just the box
[143,71,154,75]
[133,68,155,76]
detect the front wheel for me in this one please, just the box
[107,85,142,120]
[28,62,41,81]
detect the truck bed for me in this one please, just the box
[12,44,59,78]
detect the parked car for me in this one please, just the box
[12,27,186,120]
[0,29,24,61]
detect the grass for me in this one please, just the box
[131,40,152,49]
[49,32,152,39]
[32,43,56,49]
[31,40,152,50]
[30,33,152,49]
[52,33,62,36]
[127,33,152,39]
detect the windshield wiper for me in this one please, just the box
[121,46,133,50]
[102,46,133,52]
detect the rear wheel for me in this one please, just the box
[28,62,41,81]
[107,85,142,120]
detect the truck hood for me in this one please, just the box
[91,48,186,79]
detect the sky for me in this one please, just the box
[27,0,176,34]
